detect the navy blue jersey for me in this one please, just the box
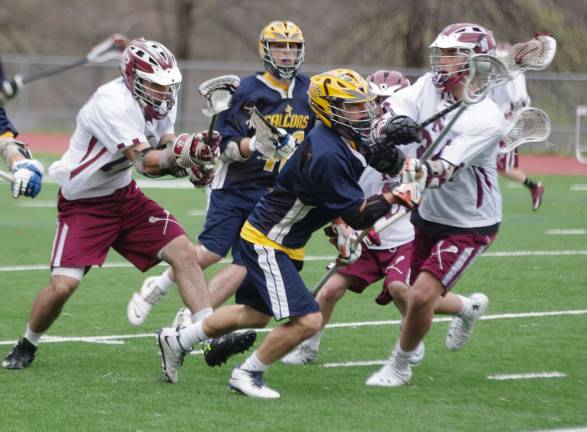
[241,123,367,257]
[0,58,18,136]
[211,72,315,190]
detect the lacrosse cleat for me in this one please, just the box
[172,307,192,330]
[127,276,168,326]
[2,338,37,369]
[281,342,319,365]
[229,365,280,399]
[156,327,189,384]
[366,348,412,388]
[530,181,544,211]
[203,331,257,367]
[446,293,489,351]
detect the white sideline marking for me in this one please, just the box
[136,179,193,189]
[0,309,585,346]
[487,372,566,381]
[527,428,587,432]
[18,200,55,208]
[571,184,587,191]
[322,360,385,368]
[545,229,587,235]
[2,250,587,273]
[187,209,207,216]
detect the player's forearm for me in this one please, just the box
[125,146,176,176]
[220,137,253,162]
[0,136,31,170]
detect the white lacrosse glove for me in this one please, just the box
[393,163,427,209]
[11,159,44,198]
[249,129,296,160]
[331,219,362,266]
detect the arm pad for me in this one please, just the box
[341,194,392,230]
[0,138,32,167]
[424,159,455,188]
[221,139,250,162]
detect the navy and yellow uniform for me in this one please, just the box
[236,123,367,319]
[0,59,18,138]
[198,72,315,262]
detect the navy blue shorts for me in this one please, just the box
[198,188,266,263]
[236,238,319,320]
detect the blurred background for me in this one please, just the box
[1,0,586,156]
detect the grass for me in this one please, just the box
[1,169,586,432]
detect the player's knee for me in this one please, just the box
[408,287,436,314]
[387,281,408,302]
[48,277,79,302]
[295,312,323,339]
[319,282,346,304]
[163,237,199,269]
[195,244,222,268]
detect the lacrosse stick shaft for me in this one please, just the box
[206,115,218,145]
[418,100,463,130]
[0,169,15,183]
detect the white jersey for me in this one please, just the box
[49,78,176,200]
[358,166,414,249]
[387,73,507,228]
[490,73,530,119]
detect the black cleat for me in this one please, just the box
[2,337,37,369]
[203,330,257,367]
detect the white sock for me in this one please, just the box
[192,307,213,324]
[305,331,322,349]
[241,351,268,372]
[456,294,471,318]
[393,343,414,367]
[155,269,175,293]
[24,324,42,346]
[178,321,208,350]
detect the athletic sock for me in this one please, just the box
[178,321,208,350]
[457,294,472,318]
[155,269,175,293]
[524,177,538,189]
[305,331,323,349]
[241,351,268,372]
[192,307,213,324]
[24,324,42,346]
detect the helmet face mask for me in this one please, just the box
[308,69,376,145]
[429,23,496,93]
[259,21,305,80]
[120,38,182,119]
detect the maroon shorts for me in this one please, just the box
[50,181,186,272]
[497,148,519,172]
[410,227,495,294]
[337,241,413,293]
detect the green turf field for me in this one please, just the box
[1,167,586,432]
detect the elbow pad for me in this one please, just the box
[341,194,392,230]
[0,137,32,164]
[221,139,250,162]
[424,159,454,188]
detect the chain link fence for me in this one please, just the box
[3,54,586,157]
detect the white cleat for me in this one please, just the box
[409,341,425,366]
[172,307,192,329]
[281,343,318,365]
[446,293,489,351]
[229,366,280,399]
[127,276,168,326]
[365,361,412,388]
[156,327,188,384]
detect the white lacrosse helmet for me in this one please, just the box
[429,23,496,93]
[120,38,182,119]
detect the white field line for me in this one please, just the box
[323,360,385,368]
[487,372,566,380]
[545,229,587,235]
[571,184,587,191]
[0,309,585,347]
[2,250,587,273]
[526,428,587,432]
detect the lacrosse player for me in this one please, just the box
[0,58,43,199]
[2,38,254,370]
[493,42,544,210]
[128,21,315,363]
[153,69,424,398]
[364,23,508,388]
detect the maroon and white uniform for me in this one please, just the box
[337,166,414,299]
[47,78,185,274]
[385,73,507,291]
[492,73,531,172]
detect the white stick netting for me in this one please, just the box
[500,107,551,153]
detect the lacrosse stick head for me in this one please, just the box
[121,38,182,120]
[501,33,557,73]
[463,54,511,104]
[86,33,129,63]
[429,23,496,93]
[499,107,551,153]
[198,75,240,117]
[308,69,376,145]
[246,106,285,159]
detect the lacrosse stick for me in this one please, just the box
[247,105,288,158]
[500,33,557,74]
[198,74,240,145]
[311,54,511,296]
[0,169,15,183]
[19,34,128,85]
[499,107,551,154]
